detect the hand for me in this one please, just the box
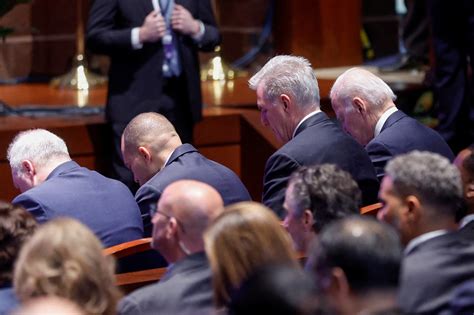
[139,11,166,43]
[171,4,200,36]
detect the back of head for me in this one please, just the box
[385,151,463,219]
[330,67,396,110]
[204,201,298,307]
[14,218,120,315]
[7,129,70,175]
[308,216,402,294]
[0,201,37,286]
[229,264,317,315]
[122,112,180,155]
[249,55,320,109]
[288,164,362,233]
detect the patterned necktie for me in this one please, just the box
[160,0,181,77]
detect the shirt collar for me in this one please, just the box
[460,214,474,229]
[404,229,449,255]
[292,109,321,139]
[374,107,398,137]
[161,149,175,170]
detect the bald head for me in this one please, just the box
[121,113,183,185]
[152,180,224,261]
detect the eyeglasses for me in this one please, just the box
[149,207,186,233]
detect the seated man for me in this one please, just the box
[0,202,37,315]
[249,56,379,217]
[121,112,251,234]
[454,144,474,239]
[118,180,224,315]
[307,216,402,315]
[330,67,454,180]
[378,151,474,314]
[7,129,143,247]
[283,164,361,255]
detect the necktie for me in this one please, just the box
[160,0,181,77]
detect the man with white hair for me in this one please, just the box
[7,129,143,247]
[330,67,454,180]
[249,55,379,217]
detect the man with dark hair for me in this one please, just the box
[283,164,362,254]
[0,201,37,314]
[378,151,474,314]
[454,144,474,239]
[121,112,250,234]
[249,55,379,217]
[307,216,402,315]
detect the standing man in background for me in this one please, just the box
[87,0,220,190]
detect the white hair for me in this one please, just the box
[330,67,396,108]
[249,55,320,109]
[7,129,70,174]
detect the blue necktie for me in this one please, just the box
[160,0,181,77]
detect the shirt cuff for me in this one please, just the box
[131,27,143,49]
[191,20,205,42]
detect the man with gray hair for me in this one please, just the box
[378,151,474,314]
[118,180,224,315]
[249,55,378,217]
[7,129,143,247]
[330,67,454,180]
[283,164,362,255]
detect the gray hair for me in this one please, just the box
[385,151,463,216]
[330,67,396,109]
[249,55,320,109]
[7,129,70,174]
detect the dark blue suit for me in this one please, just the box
[366,110,454,180]
[12,161,143,248]
[399,232,474,314]
[263,112,379,217]
[136,144,251,234]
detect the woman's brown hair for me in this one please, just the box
[204,201,299,307]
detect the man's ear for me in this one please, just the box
[404,195,421,223]
[328,267,350,297]
[21,160,36,177]
[280,94,292,112]
[467,183,474,199]
[165,218,179,240]
[303,209,314,232]
[352,97,366,114]
[138,146,152,162]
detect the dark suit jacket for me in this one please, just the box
[86,0,220,124]
[366,110,454,180]
[136,144,251,234]
[118,252,213,315]
[12,161,143,247]
[263,112,379,217]
[458,220,474,240]
[398,231,474,315]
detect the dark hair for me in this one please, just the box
[307,216,401,294]
[0,201,37,285]
[288,164,361,232]
[229,264,318,315]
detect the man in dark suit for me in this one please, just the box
[331,67,454,180]
[248,56,379,217]
[378,151,474,314]
[118,180,224,315]
[7,129,143,248]
[454,145,474,239]
[87,0,220,189]
[121,112,251,234]
[307,216,402,315]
